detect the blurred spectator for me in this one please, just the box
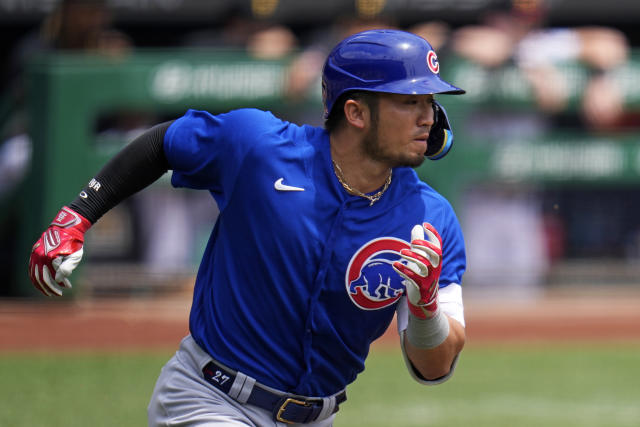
[0,133,30,199]
[4,0,131,123]
[463,185,549,300]
[450,0,630,130]
[1,0,132,165]
[246,25,298,60]
[181,8,298,61]
[408,21,452,53]
[516,25,628,129]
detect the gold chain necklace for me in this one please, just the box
[332,160,392,206]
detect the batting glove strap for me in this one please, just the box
[406,307,450,349]
[50,206,91,233]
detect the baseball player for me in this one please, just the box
[29,29,467,426]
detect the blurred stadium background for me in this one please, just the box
[1,0,639,426]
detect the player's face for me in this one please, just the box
[364,93,435,168]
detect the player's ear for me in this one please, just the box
[343,99,368,130]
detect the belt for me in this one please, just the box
[202,361,347,424]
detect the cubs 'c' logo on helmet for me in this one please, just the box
[427,50,440,74]
[346,237,410,310]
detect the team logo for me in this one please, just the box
[426,50,440,74]
[346,237,409,310]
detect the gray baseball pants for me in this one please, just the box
[147,335,339,426]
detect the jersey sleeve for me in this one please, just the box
[438,207,466,289]
[163,108,277,209]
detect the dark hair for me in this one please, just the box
[324,91,379,133]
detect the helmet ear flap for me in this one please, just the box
[426,101,454,160]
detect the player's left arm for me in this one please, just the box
[402,295,466,382]
[393,221,466,383]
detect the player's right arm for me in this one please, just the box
[28,121,173,296]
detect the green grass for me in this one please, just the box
[337,343,640,427]
[1,344,639,427]
[0,351,171,427]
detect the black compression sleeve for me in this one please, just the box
[69,121,173,224]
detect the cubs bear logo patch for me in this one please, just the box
[345,237,409,310]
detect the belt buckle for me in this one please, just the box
[276,397,311,424]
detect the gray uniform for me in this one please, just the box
[148,336,341,426]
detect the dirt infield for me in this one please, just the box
[2,288,640,351]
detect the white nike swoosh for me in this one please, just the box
[274,178,305,192]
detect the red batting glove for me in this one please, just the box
[393,223,443,319]
[29,206,91,296]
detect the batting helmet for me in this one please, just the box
[322,29,465,160]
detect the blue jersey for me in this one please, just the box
[164,108,466,397]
